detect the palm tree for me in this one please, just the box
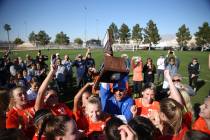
[4,24,12,49]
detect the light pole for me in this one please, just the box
[84,6,87,48]
[96,19,99,40]
[24,21,27,41]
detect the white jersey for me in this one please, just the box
[157,57,165,70]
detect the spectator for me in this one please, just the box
[24,54,33,68]
[16,71,27,88]
[28,63,37,77]
[55,58,66,92]
[188,58,200,92]
[26,79,40,106]
[35,50,48,70]
[72,54,87,88]
[23,69,32,85]
[35,63,46,82]
[10,58,21,77]
[85,52,95,69]
[35,50,48,64]
[18,57,26,70]
[162,57,178,90]
[131,56,143,94]
[165,50,180,70]
[62,54,73,83]
[121,53,131,90]
[172,74,196,96]
[156,54,165,84]
[143,58,156,84]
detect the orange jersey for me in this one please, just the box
[193,117,210,135]
[183,112,193,129]
[49,103,74,118]
[157,124,188,140]
[27,100,36,108]
[32,134,46,140]
[134,98,159,117]
[74,108,89,130]
[6,107,35,139]
[86,114,110,135]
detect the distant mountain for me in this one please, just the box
[160,34,176,41]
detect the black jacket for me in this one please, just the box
[188,62,200,75]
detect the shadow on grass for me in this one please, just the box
[196,79,205,92]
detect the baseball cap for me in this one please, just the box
[113,81,126,91]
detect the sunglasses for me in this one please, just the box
[172,79,181,82]
[113,89,125,92]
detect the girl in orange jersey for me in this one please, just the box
[73,82,92,130]
[193,97,210,135]
[41,115,80,140]
[149,70,189,140]
[6,64,57,139]
[44,89,73,118]
[130,82,159,118]
[84,95,110,139]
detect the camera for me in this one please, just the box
[51,54,56,64]
[169,51,174,54]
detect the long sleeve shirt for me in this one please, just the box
[99,83,134,121]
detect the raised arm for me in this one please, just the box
[73,82,93,112]
[164,70,184,106]
[84,47,90,59]
[99,82,111,111]
[34,65,57,111]
[131,57,136,69]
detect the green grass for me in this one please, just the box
[1,49,209,105]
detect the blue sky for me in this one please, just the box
[0,0,210,42]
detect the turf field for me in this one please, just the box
[1,49,209,106]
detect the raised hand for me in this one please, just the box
[130,105,137,118]
[164,69,171,81]
[118,125,138,140]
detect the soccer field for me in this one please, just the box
[1,49,210,105]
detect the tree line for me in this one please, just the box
[3,20,210,51]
